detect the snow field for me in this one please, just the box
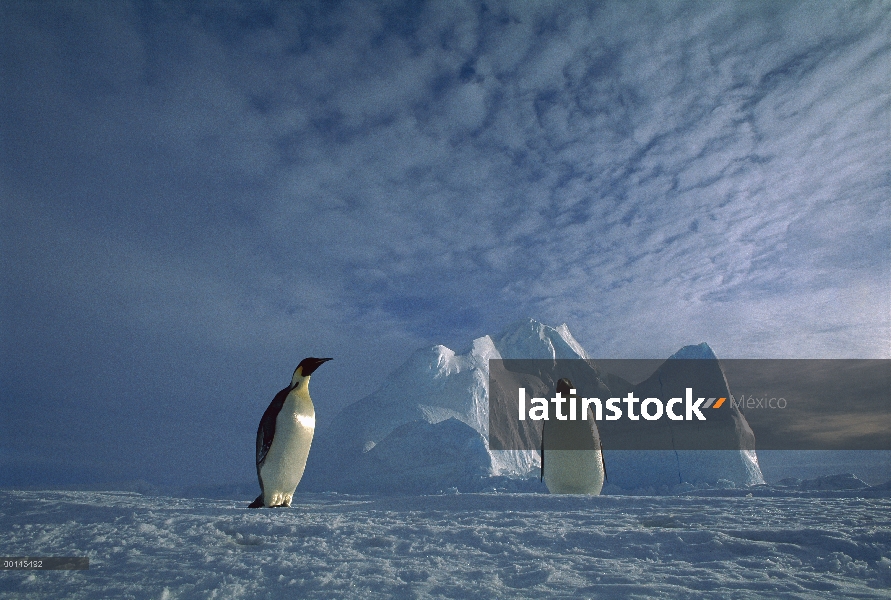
[1,490,890,599]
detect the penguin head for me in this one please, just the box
[556,378,573,395]
[291,357,332,388]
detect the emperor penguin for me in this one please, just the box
[248,357,332,508]
[541,378,607,495]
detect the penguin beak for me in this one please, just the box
[299,357,332,377]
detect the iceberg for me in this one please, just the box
[303,319,764,493]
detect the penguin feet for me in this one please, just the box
[247,497,292,508]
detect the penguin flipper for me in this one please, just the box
[253,386,289,506]
[540,426,544,482]
[600,440,607,483]
[256,421,274,471]
[256,387,289,471]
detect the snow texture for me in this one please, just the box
[2,488,890,599]
[305,319,763,494]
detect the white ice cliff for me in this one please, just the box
[303,318,764,493]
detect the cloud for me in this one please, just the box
[2,0,888,486]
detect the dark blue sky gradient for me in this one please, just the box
[2,1,889,488]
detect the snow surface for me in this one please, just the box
[2,488,890,599]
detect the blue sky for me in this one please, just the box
[2,1,889,488]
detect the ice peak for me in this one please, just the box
[397,344,459,379]
[432,344,455,358]
[469,335,501,363]
[554,323,589,359]
[668,342,717,360]
[494,318,587,360]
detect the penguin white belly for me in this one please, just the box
[544,449,604,495]
[260,396,315,507]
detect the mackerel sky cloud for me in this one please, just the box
[2,1,889,487]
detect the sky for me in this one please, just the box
[1,0,889,489]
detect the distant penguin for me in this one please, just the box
[249,357,332,508]
[541,378,606,495]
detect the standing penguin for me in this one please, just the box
[541,378,606,495]
[249,357,332,508]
